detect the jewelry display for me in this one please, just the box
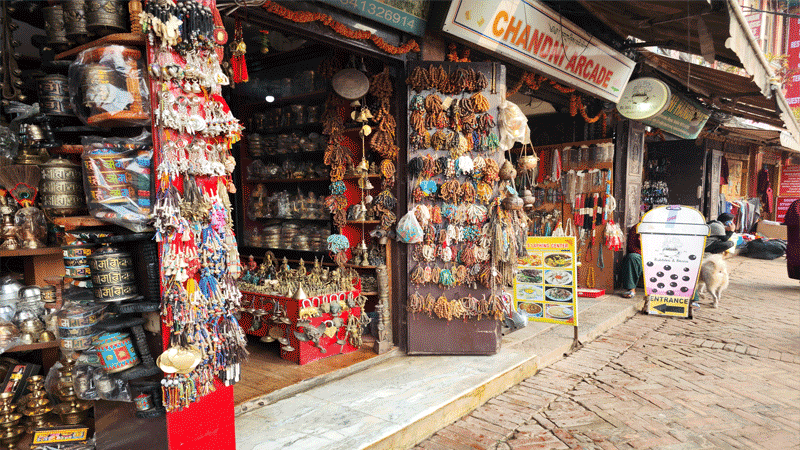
[404,62,527,332]
[145,0,247,412]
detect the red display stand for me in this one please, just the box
[166,382,236,450]
[238,282,362,365]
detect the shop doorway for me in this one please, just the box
[223,23,404,406]
[646,140,707,212]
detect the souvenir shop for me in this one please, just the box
[0,0,644,448]
[431,0,637,314]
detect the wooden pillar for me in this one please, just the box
[748,145,763,198]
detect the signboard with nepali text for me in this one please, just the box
[779,164,800,197]
[513,236,578,326]
[441,0,635,103]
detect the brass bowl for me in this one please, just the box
[0,413,21,428]
[0,323,18,340]
[38,330,55,342]
[54,402,91,425]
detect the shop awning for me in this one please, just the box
[712,126,800,151]
[638,50,782,128]
[578,0,800,151]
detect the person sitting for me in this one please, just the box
[619,224,642,298]
[705,212,735,254]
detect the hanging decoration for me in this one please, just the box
[229,19,248,83]
[142,0,247,413]
[260,1,420,55]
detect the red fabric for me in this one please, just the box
[626,224,641,255]
[784,198,800,280]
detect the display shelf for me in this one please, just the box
[247,177,330,183]
[55,33,146,60]
[52,215,112,231]
[346,220,380,225]
[245,174,380,184]
[346,264,378,269]
[250,217,331,222]
[511,138,613,153]
[0,247,62,258]
[239,90,328,109]
[361,291,378,296]
[5,340,60,353]
[255,122,323,133]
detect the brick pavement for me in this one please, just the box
[415,256,799,450]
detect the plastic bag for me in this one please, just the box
[68,45,150,127]
[396,206,423,244]
[82,132,153,232]
[498,99,531,151]
[605,221,623,251]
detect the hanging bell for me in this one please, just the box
[357,110,368,123]
[359,178,374,190]
[499,160,517,180]
[357,158,369,173]
[522,189,535,210]
[360,124,372,137]
[293,284,308,300]
[350,100,361,107]
[364,109,374,119]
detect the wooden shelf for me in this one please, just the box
[345,264,378,269]
[361,291,378,296]
[246,174,380,184]
[239,90,328,109]
[251,217,331,222]
[346,220,380,225]
[55,33,146,60]
[52,215,111,231]
[512,138,613,153]
[5,340,60,353]
[0,247,62,258]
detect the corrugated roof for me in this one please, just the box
[639,50,783,128]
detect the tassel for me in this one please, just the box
[230,19,248,83]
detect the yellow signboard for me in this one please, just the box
[647,294,690,317]
[513,236,578,326]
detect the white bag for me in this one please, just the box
[396,206,424,244]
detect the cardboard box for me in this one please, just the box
[757,220,788,240]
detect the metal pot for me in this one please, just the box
[18,286,41,303]
[0,277,23,304]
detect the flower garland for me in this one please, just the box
[446,43,471,62]
[261,1,420,55]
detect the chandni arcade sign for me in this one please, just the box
[442,0,635,103]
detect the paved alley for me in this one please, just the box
[416,256,800,450]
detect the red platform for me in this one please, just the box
[238,283,362,365]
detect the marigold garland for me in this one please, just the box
[446,43,471,62]
[262,1,420,55]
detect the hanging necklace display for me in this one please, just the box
[403,62,528,330]
[144,0,247,412]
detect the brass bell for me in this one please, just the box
[293,284,308,300]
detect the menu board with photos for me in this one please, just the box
[513,236,578,326]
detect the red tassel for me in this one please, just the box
[231,54,248,83]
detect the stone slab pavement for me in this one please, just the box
[416,256,800,450]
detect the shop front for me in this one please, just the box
[431,0,636,308]
[0,0,424,448]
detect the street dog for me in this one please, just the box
[698,253,729,308]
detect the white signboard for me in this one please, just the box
[442,0,635,103]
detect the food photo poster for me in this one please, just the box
[513,236,578,326]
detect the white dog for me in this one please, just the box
[697,253,729,308]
